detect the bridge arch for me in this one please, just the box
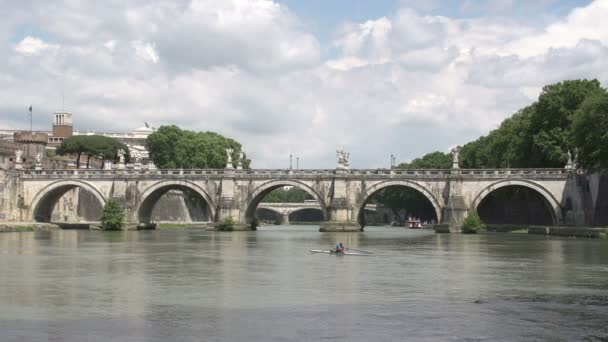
[472,179,562,225]
[288,207,324,223]
[136,180,216,224]
[30,180,106,222]
[245,180,328,224]
[355,180,442,227]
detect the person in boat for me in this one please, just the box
[337,242,345,253]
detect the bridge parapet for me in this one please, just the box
[15,168,570,180]
[3,167,581,230]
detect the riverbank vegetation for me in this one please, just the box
[400,79,608,170]
[101,200,124,230]
[462,209,485,234]
[217,217,235,231]
[146,125,250,169]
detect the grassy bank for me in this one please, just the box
[0,223,60,232]
[510,229,528,234]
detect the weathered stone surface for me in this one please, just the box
[0,222,60,232]
[319,221,363,232]
[0,168,597,232]
[528,226,608,238]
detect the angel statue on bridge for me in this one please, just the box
[117,149,126,164]
[336,147,350,170]
[451,145,461,169]
[225,148,234,169]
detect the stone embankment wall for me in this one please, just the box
[587,170,608,226]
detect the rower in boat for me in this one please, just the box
[335,242,345,253]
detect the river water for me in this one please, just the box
[0,225,607,341]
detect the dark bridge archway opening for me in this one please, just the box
[245,183,327,227]
[477,185,555,225]
[33,185,104,226]
[358,185,439,228]
[289,208,324,224]
[255,208,283,225]
[138,185,212,225]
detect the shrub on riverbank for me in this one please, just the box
[462,209,484,234]
[217,217,234,231]
[101,200,124,230]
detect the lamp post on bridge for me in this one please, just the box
[296,156,299,170]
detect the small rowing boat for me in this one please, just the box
[309,249,372,256]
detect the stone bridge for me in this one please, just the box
[257,202,377,224]
[0,166,591,231]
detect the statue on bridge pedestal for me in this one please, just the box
[451,145,461,169]
[14,150,23,169]
[117,149,126,170]
[565,150,574,170]
[225,148,234,169]
[237,151,244,170]
[336,147,350,170]
[35,153,42,170]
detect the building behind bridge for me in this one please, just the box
[0,110,155,170]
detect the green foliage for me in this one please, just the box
[572,93,608,169]
[56,135,129,168]
[145,125,251,169]
[458,79,608,169]
[462,209,484,234]
[261,187,313,203]
[101,200,124,230]
[397,151,452,169]
[217,217,234,231]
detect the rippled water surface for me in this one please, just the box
[1,225,607,341]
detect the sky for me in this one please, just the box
[1,0,607,169]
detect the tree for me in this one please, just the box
[529,79,605,167]
[56,135,129,169]
[101,200,124,230]
[261,188,313,203]
[397,151,452,169]
[458,79,607,169]
[462,209,484,234]
[145,125,251,169]
[573,93,608,169]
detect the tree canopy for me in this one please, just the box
[145,125,251,169]
[397,151,452,169]
[56,135,129,168]
[261,187,313,203]
[375,79,608,224]
[572,92,608,169]
[459,79,607,169]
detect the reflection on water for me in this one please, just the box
[0,225,607,341]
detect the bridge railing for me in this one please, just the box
[15,168,570,177]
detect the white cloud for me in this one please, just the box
[132,40,159,63]
[1,0,607,168]
[15,36,57,55]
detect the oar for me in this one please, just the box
[345,248,373,254]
